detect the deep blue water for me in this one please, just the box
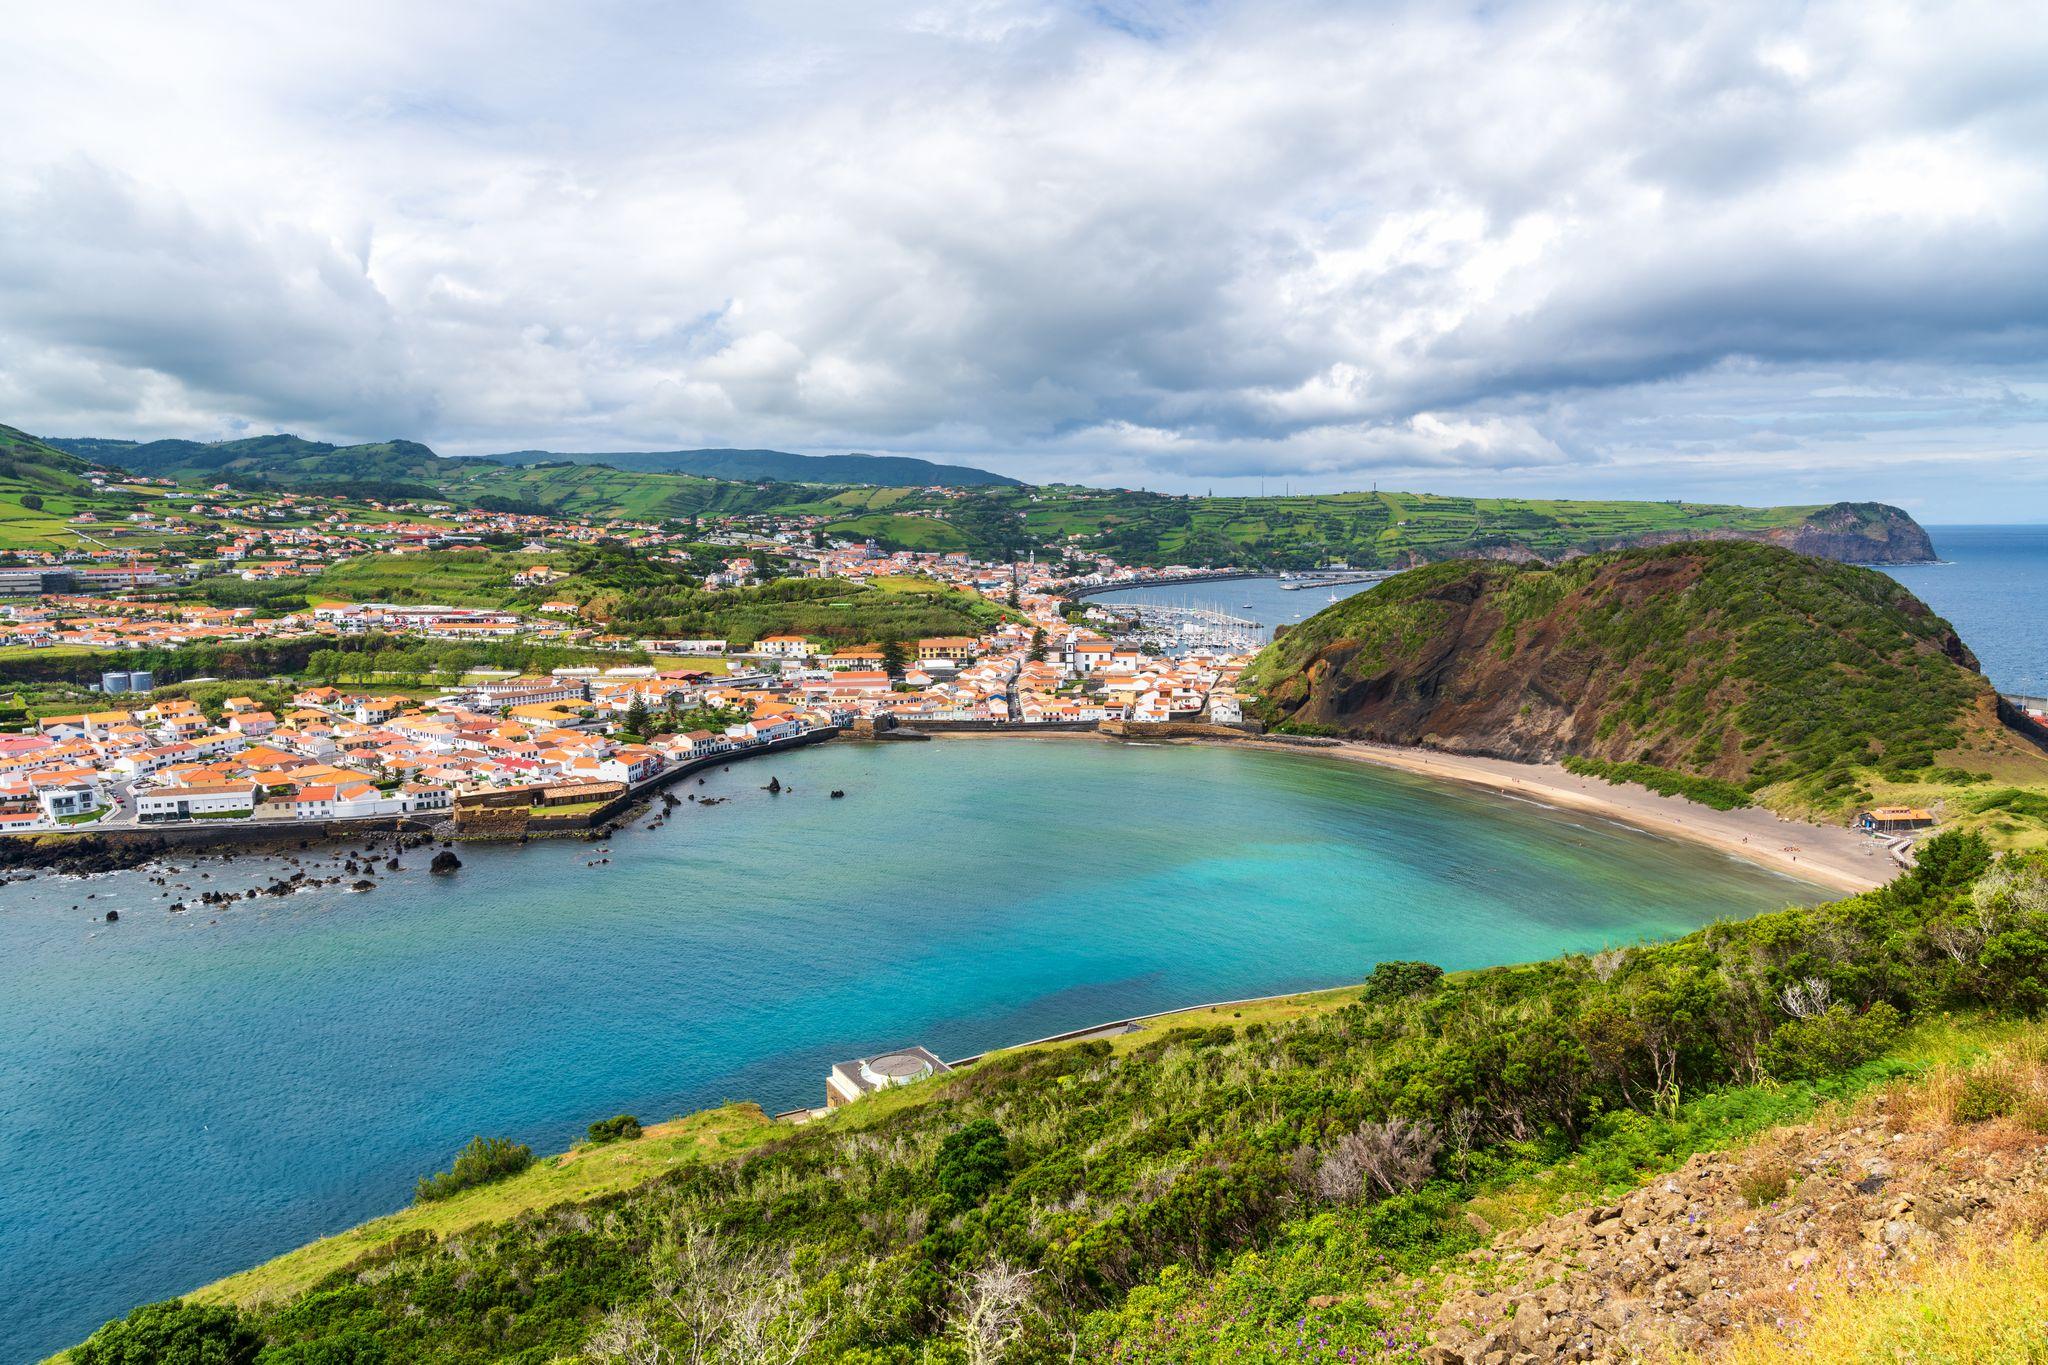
[0,741,1827,1362]
[1882,525,2048,696]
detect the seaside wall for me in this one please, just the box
[1101,720,1266,741]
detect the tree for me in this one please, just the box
[623,696,652,738]
[19,493,42,510]
[414,1135,534,1202]
[1361,960,1445,1003]
[76,1299,261,1365]
[878,638,909,678]
[1028,628,1047,663]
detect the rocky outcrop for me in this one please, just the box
[1615,502,1937,567]
[1427,1097,2048,1362]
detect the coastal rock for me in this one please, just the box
[429,851,463,876]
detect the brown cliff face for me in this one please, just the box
[1243,541,1991,796]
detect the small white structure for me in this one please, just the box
[826,1045,951,1109]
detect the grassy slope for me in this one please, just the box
[0,425,142,551]
[1243,541,2048,839]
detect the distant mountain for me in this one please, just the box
[483,447,1018,487]
[54,434,1017,490]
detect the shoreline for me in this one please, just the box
[914,725,1889,893]
[1250,737,1889,892]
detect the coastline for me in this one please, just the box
[1245,738,1889,893]
[918,725,1889,893]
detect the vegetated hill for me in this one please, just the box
[69,837,2048,1363]
[0,426,155,552]
[485,446,1020,488]
[1242,541,2048,822]
[0,423,98,490]
[1008,486,1935,568]
[51,432,452,503]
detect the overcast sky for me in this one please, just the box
[1,0,2044,515]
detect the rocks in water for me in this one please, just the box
[765,776,782,794]
[104,909,119,922]
[385,857,402,871]
[429,850,463,876]
[830,790,846,799]
[351,880,376,892]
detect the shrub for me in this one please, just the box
[76,1299,260,1365]
[934,1119,1008,1205]
[18,492,42,511]
[587,1114,643,1144]
[1361,960,1445,1003]
[413,1135,534,1203]
[1953,1073,2016,1123]
[1736,1159,1793,1208]
[1760,1002,1902,1080]
[1310,1117,1441,1203]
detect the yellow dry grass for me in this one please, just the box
[1694,1230,2048,1365]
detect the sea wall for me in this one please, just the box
[1101,720,1265,741]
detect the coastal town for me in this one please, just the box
[0,484,1257,834]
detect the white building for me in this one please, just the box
[136,783,258,822]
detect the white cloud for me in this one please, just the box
[0,0,2044,515]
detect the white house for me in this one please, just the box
[137,783,258,822]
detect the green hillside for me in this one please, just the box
[65,835,2048,1363]
[1243,541,2048,837]
[0,425,162,552]
[1002,487,1933,568]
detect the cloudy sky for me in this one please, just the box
[1,0,2043,514]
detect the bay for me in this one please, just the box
[0,739,1826,1362]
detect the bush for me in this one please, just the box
[1953,1073,2016,1123]
[1760,1002,1902,1080]
[1361,960,1445,1003]
[587,1114,643,1144]
[76,1299,260,1365]
[1307,1117,1441,1202]
[413,1135,534,1203]
[18,492,42,510]
[934,1119,1008,1205]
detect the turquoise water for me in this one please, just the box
[0,740,1828,1361]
